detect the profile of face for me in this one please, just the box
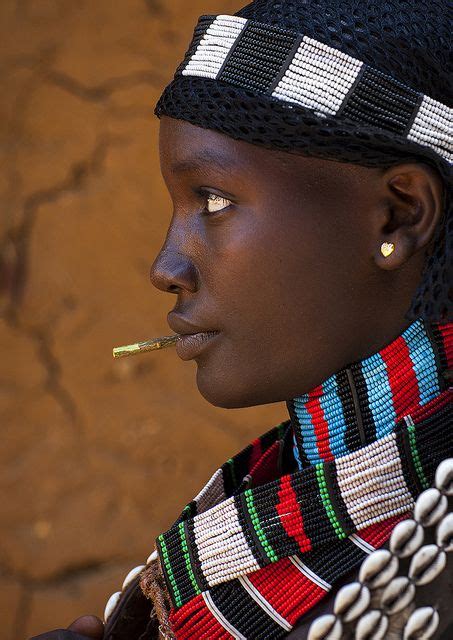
[150,116,442,409]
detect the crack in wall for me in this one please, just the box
[2,312,84,433]
[2,53,54,236]
[5,135,123,310]
[10,60,164,103]
[44,69,164,102]
[31,325,79,425]
[1,135,126,432]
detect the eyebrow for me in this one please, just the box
[171,150,240,175]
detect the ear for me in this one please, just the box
[375,163,444,271]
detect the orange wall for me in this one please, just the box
[0,2,285,637]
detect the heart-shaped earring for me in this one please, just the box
[381,242,395,258]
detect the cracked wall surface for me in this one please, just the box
[0,2,286,638]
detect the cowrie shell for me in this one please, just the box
[403,606,439,639]
[390,519,424,558]
[414,488,447,527]
[435,458,453,495]
[436,512,453,551]
[381,577,415,615]
[334,582,370,623]
[147,549,158,564]
[408,544,446,585]
[359,549,398,589]
[355,609,389,640]
[308,614,343,640]
[104,591,122,623]
[122,564,146,590]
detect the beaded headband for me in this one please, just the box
[175,15,452,165]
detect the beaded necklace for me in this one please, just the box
[141,320,453,639]
[289,320,450,469]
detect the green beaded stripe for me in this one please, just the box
[178,522,201,595]
[227,457,237,488]
[315,464,347,540]
[158,534,182,607]
[407,423,430,489]
[244,489,278,562]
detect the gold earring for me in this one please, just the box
[381,242,395,258]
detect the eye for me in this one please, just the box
[205,192,232,214]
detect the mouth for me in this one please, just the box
[167,313,220,361]
[175,331,220,360]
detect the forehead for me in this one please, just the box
[159,116,262,175]
[158,115,374,195]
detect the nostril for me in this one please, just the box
[149,251,199,294]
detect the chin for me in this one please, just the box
[195,365,286,409]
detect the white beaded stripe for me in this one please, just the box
[407,95,453,162]
[193,497,261,585]
[238,575,293,631]
[182,15,247,80]
[202,591,247,640]
[272,35,363,115]
[194,468,226,514]
[336,435,414,528]
[349,534,375,555]
[290,555,331,591]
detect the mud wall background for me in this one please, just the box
[0,2,286,637]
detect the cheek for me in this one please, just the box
[205,215,372,370]
[193,215,375,407]
[206,212,339,308]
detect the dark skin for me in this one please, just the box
[33,117,443,638]
[151,117,443,408]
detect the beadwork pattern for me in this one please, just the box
[159,398,451,606]
[152,324,452,639]
[307,457,453,640]
[177,15,452,163]
[290,320,450,467]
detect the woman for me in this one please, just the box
[33,0,452,638]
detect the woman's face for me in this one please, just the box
[151,116,416,408]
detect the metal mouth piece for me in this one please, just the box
[113,335,180,359]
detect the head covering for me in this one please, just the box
[155,0,452,322]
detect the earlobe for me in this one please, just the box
[375,236,418,271]
[374,164,443,272]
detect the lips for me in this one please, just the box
[175,331,220,360]
[167,313,220,360]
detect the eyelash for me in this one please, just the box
[202,191,232,215]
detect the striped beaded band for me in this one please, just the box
[169,516,403,639]
[157,393,452,610]
[289,320,452,467]
[175,15,452,164]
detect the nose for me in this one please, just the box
[150,242,199,294]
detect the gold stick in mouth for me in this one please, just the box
[113,334,180,359]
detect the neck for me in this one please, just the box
[288,319,452,469]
